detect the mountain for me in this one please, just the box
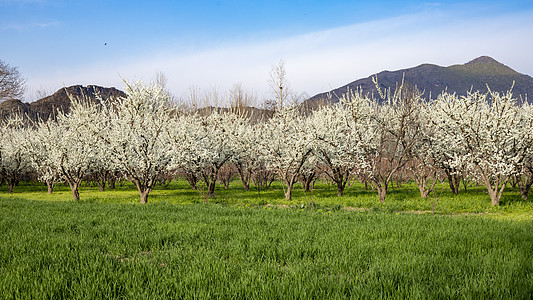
[0,85,126,121]
[0,85,273,123]
[306,56,533,107]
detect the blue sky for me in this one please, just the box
[2,0,533,103]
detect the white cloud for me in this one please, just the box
[36,21,60,28]
[26,9,533,102]
[2,20,60,31]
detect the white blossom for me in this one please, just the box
[432,87,533,205]
[256,106,313,200]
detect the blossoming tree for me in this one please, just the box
[257,106,313,200]
[168,110,245,199]
[33,95,102,201]
[433,88,533,206]
[309,104,361,196]
[0,116,31,194]
[102,81,173,204]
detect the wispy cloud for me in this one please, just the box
[36,21,60,28]
[2,20,60,31]
[26,9,533,102]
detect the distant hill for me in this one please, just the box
[306,56,533,107]
[0,85,126,122]
[0,85,274,123]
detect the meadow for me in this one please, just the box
[1,180,532,298]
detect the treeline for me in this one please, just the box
[1,79,532,206]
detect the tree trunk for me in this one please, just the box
[236,165,251,191]
[46,180,54,194]
[396,179,402,188]
[139,189,150,204]
[334,170,350,197]
[323,167,348,197]
[207,179,216,199]
[132,186,148,203]
[266,175,275,189]
[300,173,315,192]
[416,179,428,198]
[285,183,293,201]
[7,182,15,194]
[68,181,81,201]
[519,184,531,201]
[132,179,152,204]
[332,171,347,197]
[488,188,501,206]
[97,180,106,192]
[240,177,250,191]
[377,185,387,203]
[202,169,219,199]
[414,175,438,198]
[420,183,433,198]
[185,173,198,190]
[108,178,116,189]
[480,174,508,206]
[446,171,460,195]
[6,176,18,195]
[71,188,80,201]
[337,182,345,197]
[373,178,388,203]
[516,174,533,201]
[509,176,518,189]
[284,174,298,201]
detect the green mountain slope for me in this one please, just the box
[306,56,533,107]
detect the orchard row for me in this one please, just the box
[1,80,532,205]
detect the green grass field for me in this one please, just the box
[1,180,532,298]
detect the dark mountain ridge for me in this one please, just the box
[306,56,533,107]
[0,85,272,123]
[0,85,125,121]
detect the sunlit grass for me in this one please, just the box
[1,178,533,298]
[0,198,532,299]
[2,178,531,221]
